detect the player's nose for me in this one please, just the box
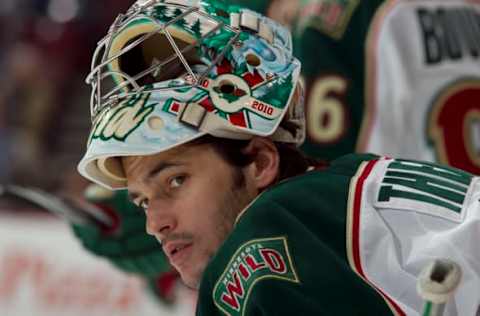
[145,203,177,241]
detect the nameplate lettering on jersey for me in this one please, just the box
[376,159,473,222]
[213,237,299,316]
[417,6,480,65]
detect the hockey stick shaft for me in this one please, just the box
[418,259,462,316]
[0,184,113,227]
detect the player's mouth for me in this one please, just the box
[164,242,193,267]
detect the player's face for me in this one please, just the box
[122,143,256,289]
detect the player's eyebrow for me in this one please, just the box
[146,161,184,181]
[127,161,184,204]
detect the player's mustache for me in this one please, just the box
[159,232,194,245]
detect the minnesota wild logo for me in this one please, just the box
[209,74,251,113]
[213,83,247,104]
[88,93,155,144]
[213,237,299,316]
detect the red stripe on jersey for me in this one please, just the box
[351,159,406,316]
[351,160,377,276]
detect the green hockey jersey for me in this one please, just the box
[195,153,480,315]
[233,0,480,171]
[196,153,390,315]
[295,0,480,172]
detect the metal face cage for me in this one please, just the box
[86,0,242,124]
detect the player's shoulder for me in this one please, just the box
[197,189,304,315]
[196,154,391,316]
[270,153,380,190]
[202,153,381,275]
[328,152,380,173]
[235,153,380,222]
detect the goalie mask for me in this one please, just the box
[78,0,304,190]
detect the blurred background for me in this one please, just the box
[0,0,134,195]
[0,0,478,315]
[0,1,195,316]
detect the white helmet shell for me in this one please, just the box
[78,0,304,189]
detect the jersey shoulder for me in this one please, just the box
[245,153,379,220]
[196,153,391,316]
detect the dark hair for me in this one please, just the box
[190,135,325,183]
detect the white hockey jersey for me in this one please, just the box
[348,156,480,315]
[357,0,480,175]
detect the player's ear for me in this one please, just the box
[242,137,279,190]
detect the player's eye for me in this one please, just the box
[169,175,186,189]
